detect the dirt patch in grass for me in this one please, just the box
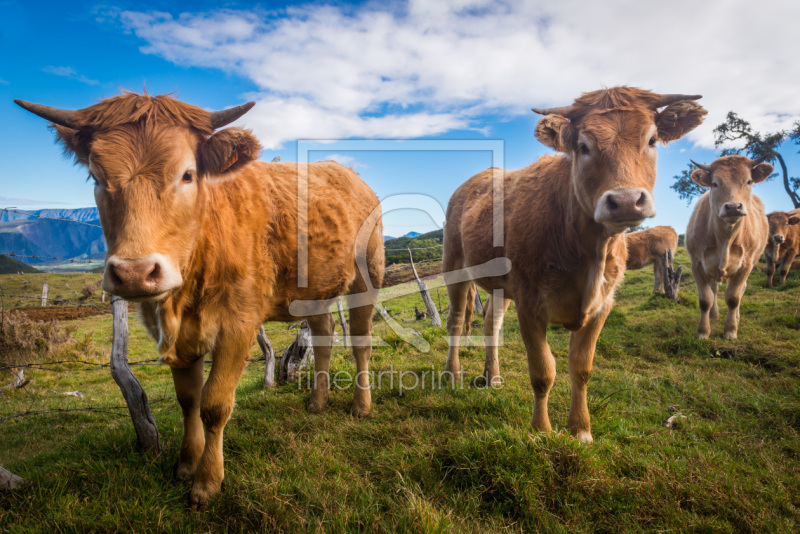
[382,262,442,287]
[10,306,109,322]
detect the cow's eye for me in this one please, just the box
[88,173,98,184]
[579,143,590,156]
[711,182,718,188]
[747,179,753,185]
[649,136,656,147]
[182,172,193,184]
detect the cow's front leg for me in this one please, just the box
[171,356,205,480]
[765,248,776,288]
[779,249,796,284]
[483,293,511,386]
[694,266,714,339]
[189,334,249,508]
[444,281,471,378]
[517,306,555,432]
[566,304,609,444]
[723,271,748,340]
[306,313,334,414]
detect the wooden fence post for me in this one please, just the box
[258,325,275,388]
[41,284,48,307]
[0,466,27,490]
[662,250,683,301]
[474,287,484,315]
[407,248,442,327]
[277,323,314,384]
[101,291,106,303]
[336,297,348,348]
[110,296,161,453]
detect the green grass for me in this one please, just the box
[1,248,799,532]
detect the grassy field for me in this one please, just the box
[1,248,799,532]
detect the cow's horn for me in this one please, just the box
[209,101,256,129]
[751,155,769,167]
[14,99,79,129]
[655,94,703,108]
[531,105,576,117]
[690,159,711,171]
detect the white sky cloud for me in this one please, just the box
[119,0,800,149]
[42,65,100,86]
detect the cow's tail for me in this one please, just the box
[463,282,476,337]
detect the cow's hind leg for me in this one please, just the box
[765,248,776,288]
[779,249,796,284]
[566,304,609,444]
[347,302,374,417]
[190,333,250,508]
[171,356,205,480]
[517,306,555,432]
[306,313,334,414]
[483,293,510,386]
[444,281,471,378]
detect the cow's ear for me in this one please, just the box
[691,168,712,187]
[788,216,800,225]
[656,100,707,142]
[198,128,262,178]
[534,114,575,152]
[751,163,773,184]
[53,125,91,166]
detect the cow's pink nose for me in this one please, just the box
[595,187,655,227]
[106,258,163,295]
[723,202,745,217]
[774,234,785,243]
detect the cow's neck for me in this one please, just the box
[710,213,746,274]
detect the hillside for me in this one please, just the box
[0,208,106,265]
[384,229,443,265]
[0,254,41,274]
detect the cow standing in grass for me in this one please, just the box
[764,210,800,288]
[443,88,706,443]
[685,156,770,339]
[15,93,384,507]
[624,226,679,294]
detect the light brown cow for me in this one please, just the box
[624,226,679,293]
[764,210,800,287]
[443,88,706,443]
[15,93,384,507]
[685,156,770,339]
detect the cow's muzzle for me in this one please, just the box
[719,202,747,221]
[103,253,182,301]
[594,187,655,231]
[773,234,786,244]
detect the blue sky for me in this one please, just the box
[3,0,799,237]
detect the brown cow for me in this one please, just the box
[443,88,706,443]
[685,156,770,339]
[764,210,800,287]
[15,93,384,507]
[624,226,679,293]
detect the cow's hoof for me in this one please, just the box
[574,430,594,444]
[307,399,326,414]
[723,331,738,340]
[176,461,197,481]
[351,403,371,419]
[698,332,709,340]
[189,481,220,510]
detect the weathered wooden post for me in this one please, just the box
[258,325,275,388]
[474,287,484,315]
[336,297,348,348]
[101,290,106,303]
[277,322,314,384]
[0,466,27,490]
[662,249,683,301]
[407,248,442,327]
[110,296,161,453]
[41,284,48,306]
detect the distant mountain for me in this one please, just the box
[384,229,444,265]
[403,231,422,238]
[0,254,41,274]
[0,207,106,264]
[383,235,395,242]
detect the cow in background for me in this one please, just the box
[15,93,384,507]
[685,156,770,339]
[624,226,679,293]
[443,87,706,443]
[764,210,800,287]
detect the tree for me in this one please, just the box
[671,112,800,207]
